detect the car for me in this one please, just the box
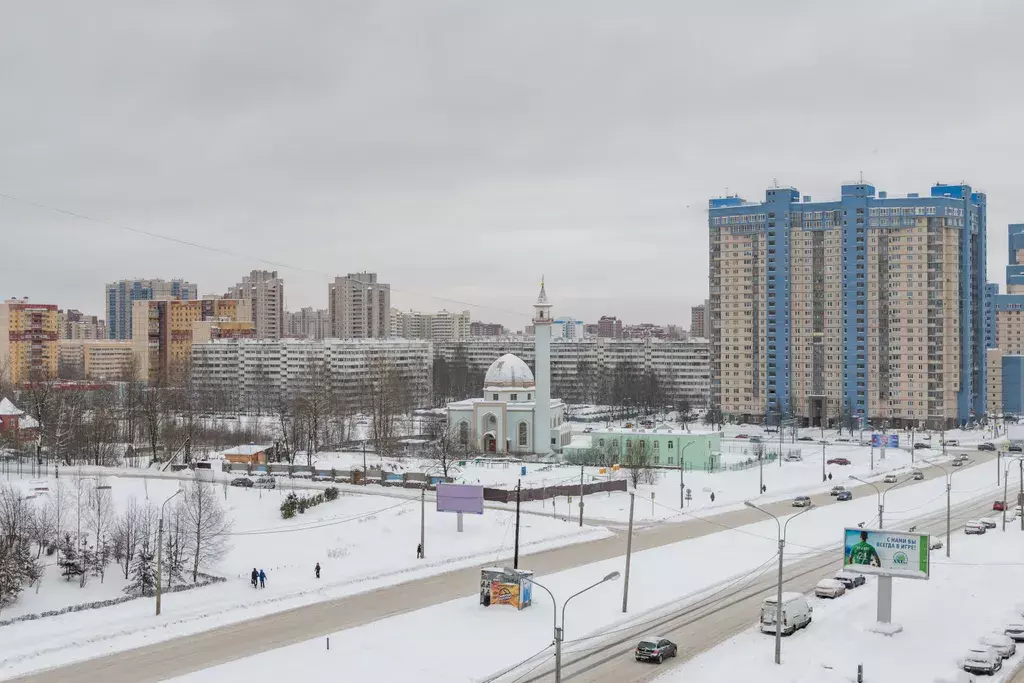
[750,436,763,443]
[1011,444,1023,453]
[582,427,593,433]
[929,539,944,550]
[837,437,851,443]
[979,442,997,451]
[1005,624,1024,643]
[952,459,964,467]
[882,474,898,484]
[230,477,253,488]
[798,436,815,442]
[912,470,925,480]
[914,443,929,449]
[964,645,1002,675]
[981,518,998,529]
[814,579,846,599]
[826,457,851,466]
[736,434,749,439]
[784,453,803,462]
[956,453,970,462]
[994,500,1007,511]
[792,495,812,507]
[833,570,866,589]
[634,637,677,664]
[312,473,334,482]
[837,490,853,501]
[965,521,987,535]
[253,476,276,489]
[830,486,846,496]
[980,633,1017,659]
[944,440,960,447]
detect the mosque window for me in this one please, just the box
[492,394,499,400]
[518,422,528,446]
[511,394,518,401]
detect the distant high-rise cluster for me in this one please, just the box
[226,270,284,340]
[105,278,197,340]
[329,272,391,339]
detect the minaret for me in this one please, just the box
[533,277,553,455]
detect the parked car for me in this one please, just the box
[634,637,677,664]
[582,427,593,433]
[760,593,812,635]
[833,570,866,590]
[784,453,803,462]
[750,436,762,443]
[798,436,815,442]
[980,633,1017,659]
[837,437,851,443]
[963,646,1002,675]
[736,434,749,439]
[979,442,997,451]
[994,500,1007,511]
[792,496,812,507]
[1005,624,1024,643]
[981,518,998,529]
[1010,444,1023,453]
[312,473,334,482]
[944,440,960,447]
[830,486,846,496]
[814,579,846,599]
[912,470,925,480]
[929,539,944,550]
[837,490,853,501]
[827,457,851,466]
[254,476,276,489]
[914,443,929,449]
[965,521,987,535]
[883,474,898,484]
[230,477,253,488]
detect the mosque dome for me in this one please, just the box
[484,354,535,388]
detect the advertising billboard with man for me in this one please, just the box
[843,528,929,580]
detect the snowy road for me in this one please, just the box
[498,491,1002,683]
[6,450,996,683]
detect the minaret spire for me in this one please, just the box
[537,276,548,304]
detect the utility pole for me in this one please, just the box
[155,488,182,616]
[420,487,426,559]
[998,450,1002,487]
[513,480,521,569]
[821,441,826,482]
[362,441,367,485]
[578,464,584,527]
[622,492,635,613]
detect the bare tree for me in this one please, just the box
[161,499,186,589]
[181,476,232,583]
[139,382,166,464]
[46,480,72,549]
[624,443,659,487]
[80,389,121,466]
[426,420,463,478]
[364,356,405,455]
[296,359,332,464]
[112,497,148,579]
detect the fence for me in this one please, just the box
[483,479,627,503]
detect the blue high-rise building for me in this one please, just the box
[105,278,198,340]
[709,182,986,429]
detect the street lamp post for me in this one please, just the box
[849,475,914,529]
[679,440,693,508]
[155,488,183,616]
[820,441,827,483]
[924,459,972,558]
[1007,457,1024,532]
[744,501,814,665]
[525,571,621,683]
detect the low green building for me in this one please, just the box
[564,425,721,470]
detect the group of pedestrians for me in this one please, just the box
[250,568,266,589]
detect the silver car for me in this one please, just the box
[792,496,811,507]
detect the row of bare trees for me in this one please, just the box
[0,474,231,610]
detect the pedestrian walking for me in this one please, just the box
[259,569,266,588]
[315,562,321,579]
[761,484,767,494]
[828,472,833,481]
[710,492,715,503]
[416,542,423,559]
[250,568,258,589]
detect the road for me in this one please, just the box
[500,490,1004,683]
[8,450,996,683]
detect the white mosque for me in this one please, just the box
[447,280,571,455]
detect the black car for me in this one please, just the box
[230,477,253,488]
[837,490,853,501]
[978,443,996,452]
[635,637,677,664]
[834,571,866,589]
[798,436,814,442]
[914,443,928,449]
[1011,444,1023,453]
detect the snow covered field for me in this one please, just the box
[0,470,608,679]
[162,454,1017,683]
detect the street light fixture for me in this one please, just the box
[525,571,620,683]
[156,487,183,616]
[744,500,814,665]
[922,459,972,558]
[849,475,914,529]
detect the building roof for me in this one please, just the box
[483,353,535,388]
[222,444,271,456]
[0,398,24,416]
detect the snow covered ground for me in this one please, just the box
[0,470,608,678]
[659,522,1024,682]
[162,453,1017,683]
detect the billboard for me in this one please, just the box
[436,483,484,514]
[843,528,929,580]
[871,433,881,447]
[870,434,899,448]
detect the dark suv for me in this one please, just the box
[635,637,677,664]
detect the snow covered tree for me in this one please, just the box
[161,500,186,589]
[57,533,83,583]
[0,546,23,609]
[181,476,232,583]
[124,540,157,597]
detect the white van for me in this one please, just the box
[760,592,812,635]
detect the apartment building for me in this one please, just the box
[0,299,59,383]
[328,272,390,338]
[190,338,432,412]
[597,316,623,339]
[225,270,284,339]
[434,337,709,407]
[285,307,329,340]
[58,340,134,380]
[105,279,197,340]
[57,309,107,340]
[132,298,252,383]
[552,317,585,339]
[392,309,471,343]
[470,321,506,337]
[690,302,707,338]
[709,182,986,429]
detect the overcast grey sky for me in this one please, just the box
[2,0,1022,329]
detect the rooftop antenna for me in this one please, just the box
[859,170,864,183]
[773,177,779,188]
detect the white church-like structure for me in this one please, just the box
[447,280,571,455]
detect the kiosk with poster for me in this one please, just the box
[479,567,534,610]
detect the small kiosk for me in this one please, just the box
[480,567,534,610]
